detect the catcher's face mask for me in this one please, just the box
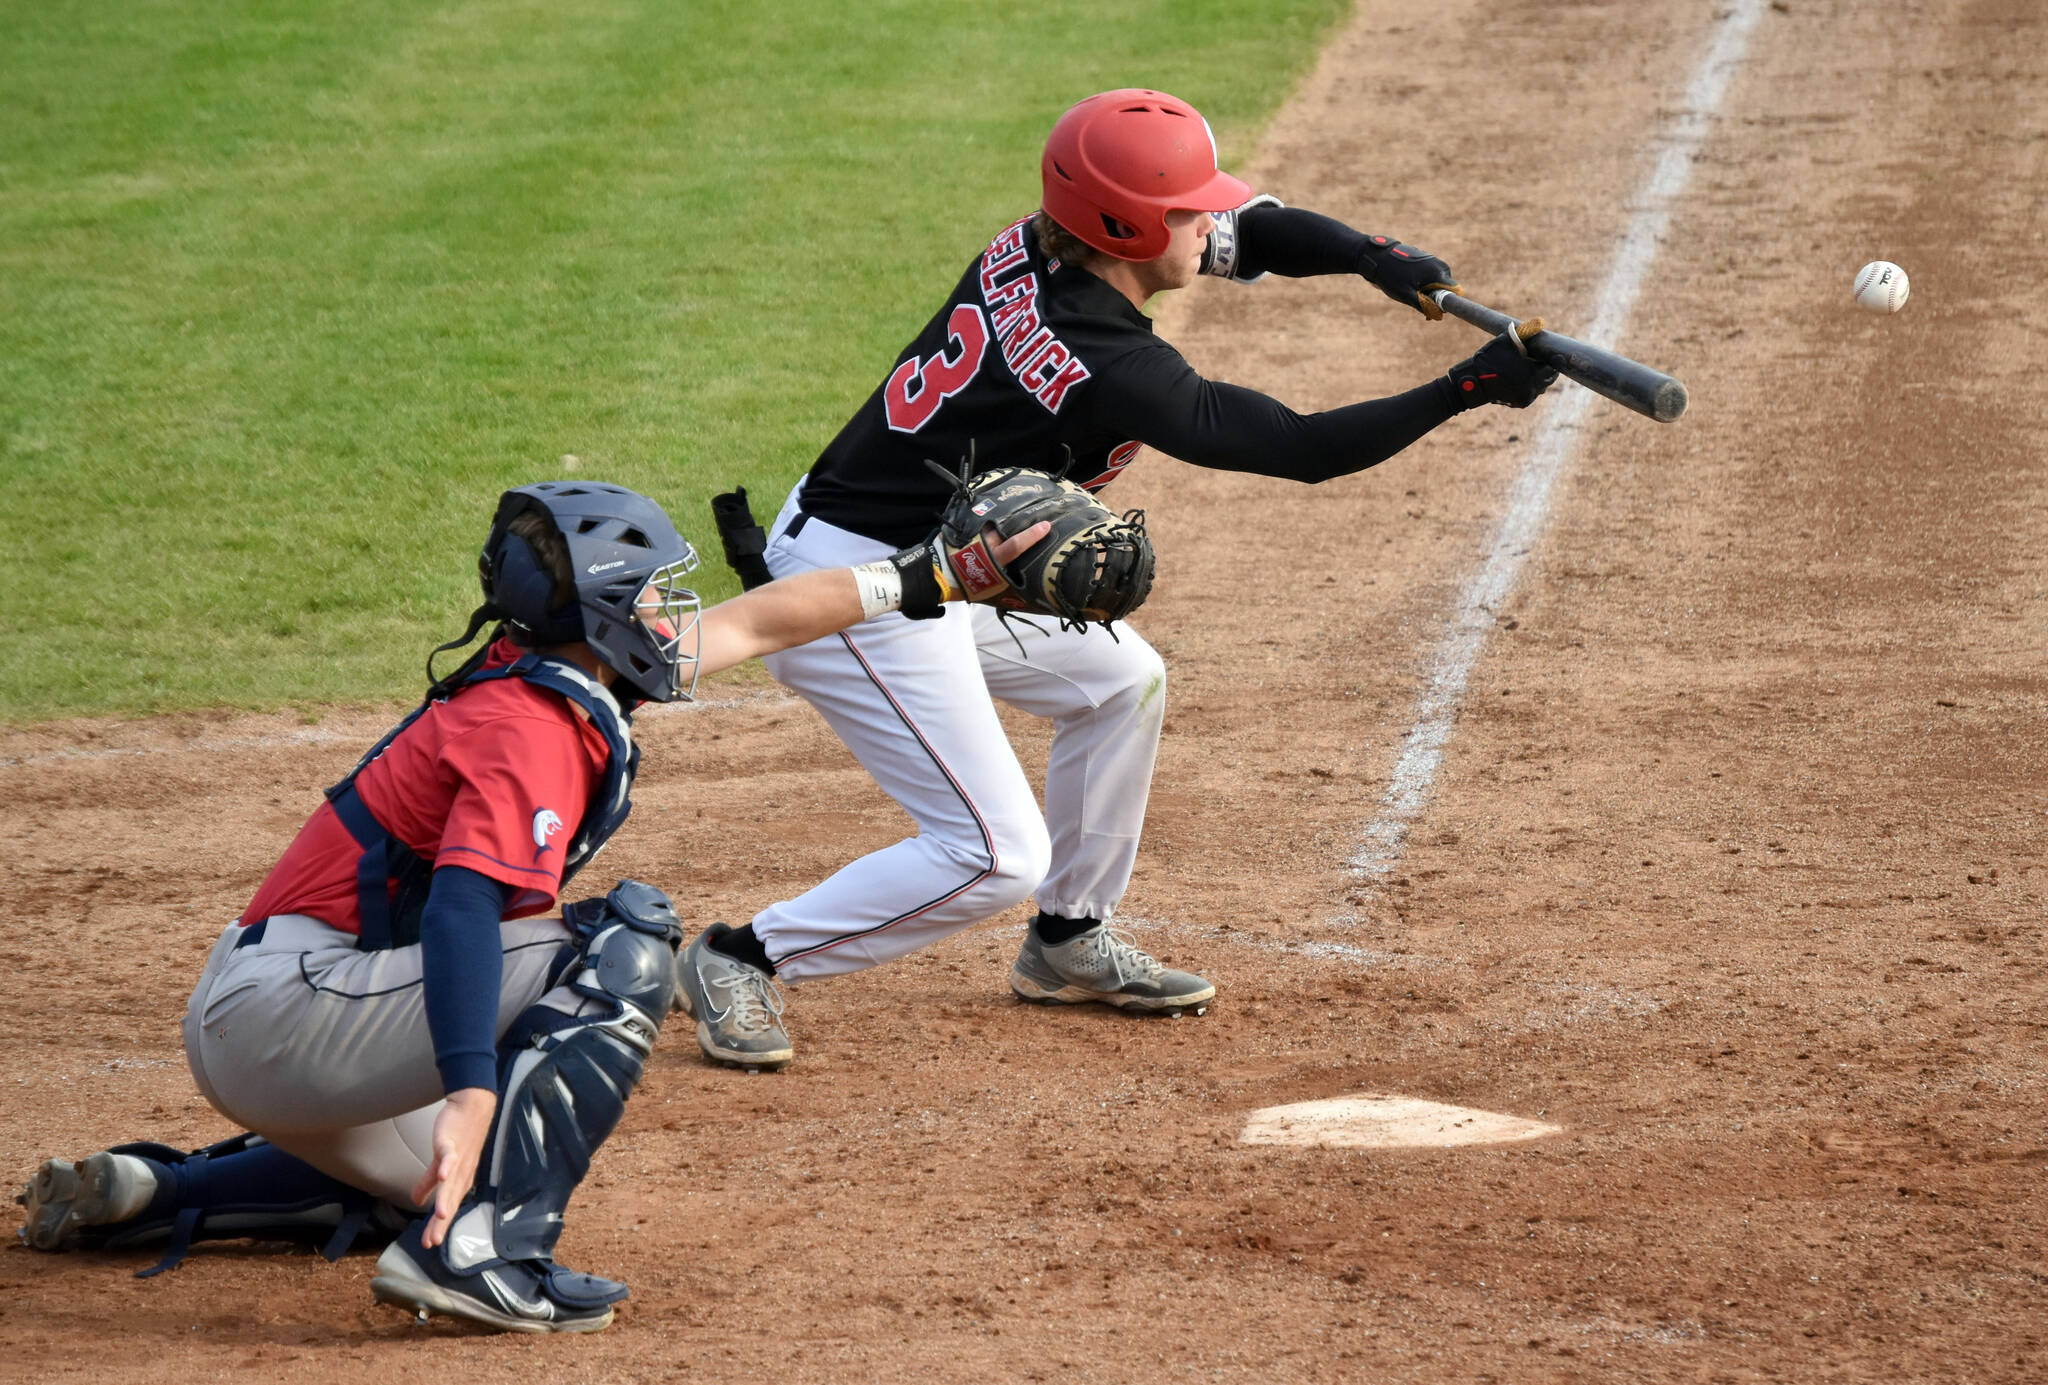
[630,562,704,703]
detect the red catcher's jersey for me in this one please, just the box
[240,639,610,933]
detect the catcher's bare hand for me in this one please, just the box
[413,1086,497,1248]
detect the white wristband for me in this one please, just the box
[850,561,904,620]
[1200,193,1285,283]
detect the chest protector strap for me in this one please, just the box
[324,655,639,951]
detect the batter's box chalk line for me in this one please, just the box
[1111,913,1414,970]
[1122,915,1664,1036]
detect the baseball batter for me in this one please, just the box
[16,481,1050,1333]
[673,88,1558,1069]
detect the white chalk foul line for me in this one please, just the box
[1349,0,1767,882]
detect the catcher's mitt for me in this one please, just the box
[924,457,1154,629]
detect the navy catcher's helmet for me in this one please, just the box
[480,481,703,704]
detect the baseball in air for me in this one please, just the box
[1853,260,1910,313]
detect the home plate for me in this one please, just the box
[1240,1095,1561,1149]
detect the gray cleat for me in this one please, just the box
[1010,923,1215,1014]
[17,1151,158,1251]
[673,923,794,1069]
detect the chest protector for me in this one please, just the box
[323,655,638,951]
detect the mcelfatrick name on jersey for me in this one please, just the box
[979,217,1091,413]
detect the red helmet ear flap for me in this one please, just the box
[1040,89,1251,262]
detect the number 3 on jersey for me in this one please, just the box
[883,304,988,434]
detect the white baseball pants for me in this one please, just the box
[752,481,1166,984]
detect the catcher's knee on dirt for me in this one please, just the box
[453,879,682,1265]
[19,1132,407,1277]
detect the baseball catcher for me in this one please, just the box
[670,87,1559,1076]
[16,483,1051,1331]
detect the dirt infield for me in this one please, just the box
[4,0,2044,1379]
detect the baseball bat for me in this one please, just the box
[1430,289,1689,424]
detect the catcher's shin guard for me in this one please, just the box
[494,880,680,1260]
[373,881,680,1330]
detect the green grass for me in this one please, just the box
[0,0,1349,720]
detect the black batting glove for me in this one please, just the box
[887,537,954,619]
[1358,233,1458,320]
[1446,328,1560,411]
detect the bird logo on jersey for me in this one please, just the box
[532,808,564,853]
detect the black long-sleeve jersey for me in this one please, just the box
[798,201,1463,547]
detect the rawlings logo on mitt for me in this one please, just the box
[923,456,1154,629]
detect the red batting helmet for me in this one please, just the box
[1040,89,1252,262]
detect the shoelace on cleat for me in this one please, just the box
[709,966,785,1036]
[1085,926,1166,987]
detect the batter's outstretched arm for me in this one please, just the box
[1219,204,1457,319]
[1090,347,1460,485]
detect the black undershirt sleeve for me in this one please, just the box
[1232,204,1375,280]
[1088,342,1461,484]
